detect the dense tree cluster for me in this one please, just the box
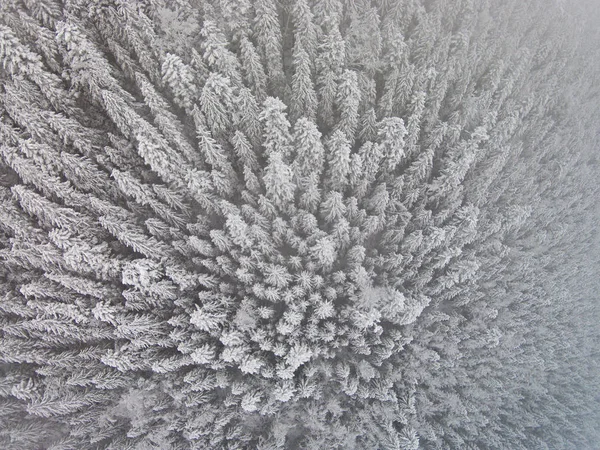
[0,0,599,449]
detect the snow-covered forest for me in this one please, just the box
[1,0,599,448]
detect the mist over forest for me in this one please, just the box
[0,0,599,449]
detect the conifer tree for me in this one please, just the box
[325,130,351,192]
[263,151,295,210]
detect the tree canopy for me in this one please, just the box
[0,0,599,449]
